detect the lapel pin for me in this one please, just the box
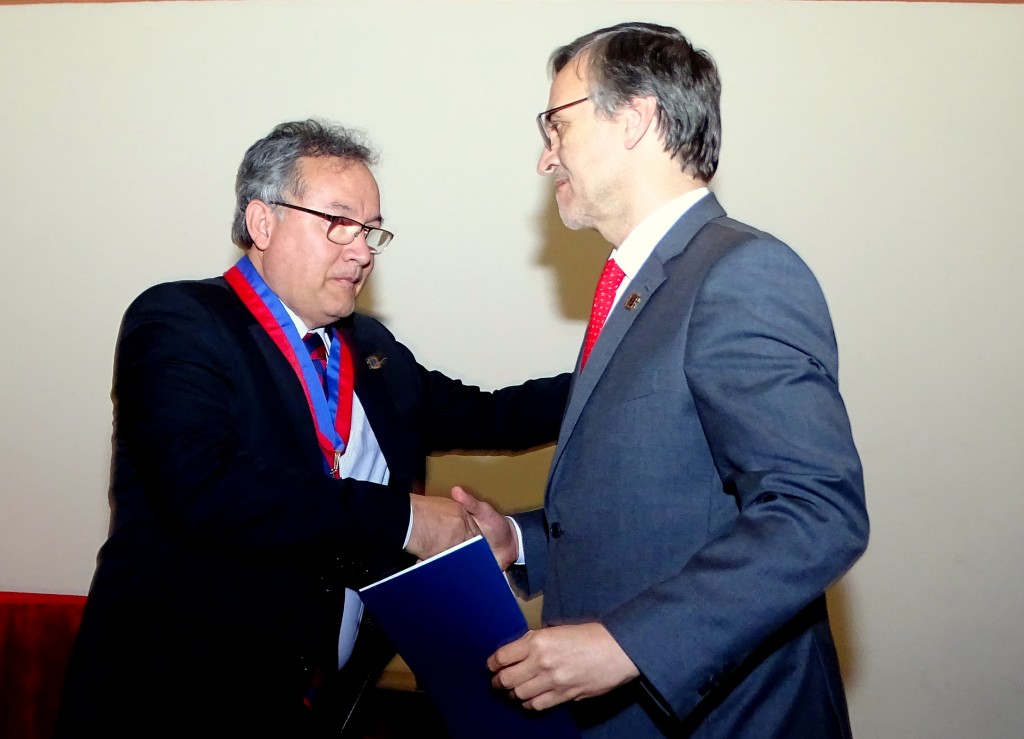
[365,353,387,370]
[625,293,642,310]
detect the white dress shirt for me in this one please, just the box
[284,307,391,669]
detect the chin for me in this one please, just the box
[558,209,588,231]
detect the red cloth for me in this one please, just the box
[581,259,626,369]
[0,592,87,739]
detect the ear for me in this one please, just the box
[245,199,275,252]
[622,95,659,150]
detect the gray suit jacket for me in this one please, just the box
[511,193,868,738]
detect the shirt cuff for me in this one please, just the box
[507,515,526,566]
[403,507,413,550]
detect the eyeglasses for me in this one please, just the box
[269,201,394,254]
[535,96,590,149]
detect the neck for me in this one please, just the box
[604,170,706,247]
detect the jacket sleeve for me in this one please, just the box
[348,313,571,458]
[601,236,868,720]
[506,508,548,599]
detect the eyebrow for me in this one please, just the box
[325,201,384,226]
[548,106,578,124]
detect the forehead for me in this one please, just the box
[548,58,590,107]
[294,156,379,206]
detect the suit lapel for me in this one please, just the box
[555,259,666,452]
[547,193,728,487]
[343,321,410,487]
[242,314,327,472]
[347,330,395,446]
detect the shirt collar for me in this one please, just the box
[612,187,710,280]
[281,303,328,345]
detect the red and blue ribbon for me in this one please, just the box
[224,256,354,477]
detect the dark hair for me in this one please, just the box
[231,119,377,249]
[551,22,721,180]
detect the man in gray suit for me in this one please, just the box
[455,21,869,738]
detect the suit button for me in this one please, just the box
[550,522,563,538]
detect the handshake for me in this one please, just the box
[404,486,518,571]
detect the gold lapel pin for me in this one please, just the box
[625,293,642,310]
[365,353,387,370]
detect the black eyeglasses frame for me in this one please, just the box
[535,96,591,149]
[268,201,394,254]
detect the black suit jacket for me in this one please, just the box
[57,277,569,738]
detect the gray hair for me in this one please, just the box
[231,119,378,249]
[550,22,721,181]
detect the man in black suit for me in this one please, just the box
[56,119,569,739]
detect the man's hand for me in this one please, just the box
[488,623,640,711]
[405,494,480,560]
[451,485,518,571]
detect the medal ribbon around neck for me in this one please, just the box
[224,256,354,477]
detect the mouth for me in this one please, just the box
[330,273,361,287]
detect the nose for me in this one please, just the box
[341,231,374,267]
[537,144,559,176]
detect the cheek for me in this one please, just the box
[555,142,573,171]
[312,244,342,276]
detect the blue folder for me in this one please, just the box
[359,536,580,738]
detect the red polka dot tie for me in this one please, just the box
[581,258,626,370]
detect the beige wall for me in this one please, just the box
[2,1,1022,737]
